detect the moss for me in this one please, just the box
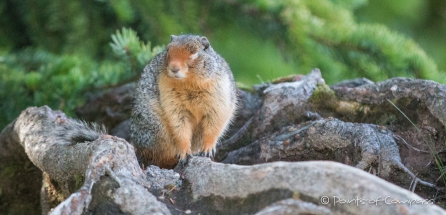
[310,83,366,121]
[74,173,85,190]
[375,113,398,126]
[344,97,425,129]
[310,83,339,110]
[336,101,361,118]
[292,191,300,199]
[308,84,414,126]
[164,184,175,190]
[346,101,404,126]
[1,164,19,178]
[268,77,436,134]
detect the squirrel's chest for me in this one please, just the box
[167,86,222,108]
[158,73,233,121]
[172,89,213,107]
[161,88,231,123]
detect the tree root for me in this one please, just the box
[223,117,441,192]
[3,106,169,215]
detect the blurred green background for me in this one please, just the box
[0,0,445,129]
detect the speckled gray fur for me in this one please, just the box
[131,35,236,152]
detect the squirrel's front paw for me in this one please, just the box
[202,135,217,157]
[178,145,192,160]
[201,144,216,157]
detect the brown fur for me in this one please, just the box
[158,57,235,160]
[131,35,236,168]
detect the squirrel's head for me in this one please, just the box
[166,35,211,80]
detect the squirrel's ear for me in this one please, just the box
[200,36,210,50]
[170,35,177,42]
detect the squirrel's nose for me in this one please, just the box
[170,67,180,73]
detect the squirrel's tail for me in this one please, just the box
[55,119,106,145]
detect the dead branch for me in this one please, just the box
[2,106,170,215]
[177,157,445,215]
[4,68,446,214]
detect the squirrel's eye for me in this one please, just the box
[190,52,198,60]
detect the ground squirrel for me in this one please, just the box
[131,34,237,168]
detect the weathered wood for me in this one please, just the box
[0,119,42,214]
[221,117,436,189]
[332,77,446,126]
[1,106,170,215]
[175,157,444,215]
[3,69,446,214]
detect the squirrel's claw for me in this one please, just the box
[198,147,216,159]
[178,147,192,160]
[178,154,192,168]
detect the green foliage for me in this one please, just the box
[0,0,445,128]
[248,0,443,83]
[109,0,135,23]
[328,0,367,10]
[110,28,164,74]
[0,29,160,128]
[129,0,202,44]
[0,50,111,126]
[355,0,446,79]
[355,0,428,35]
[211,26,298,85]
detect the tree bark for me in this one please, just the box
[177,157,445,215]
[1,106,169,215]
[2,69,446,214]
